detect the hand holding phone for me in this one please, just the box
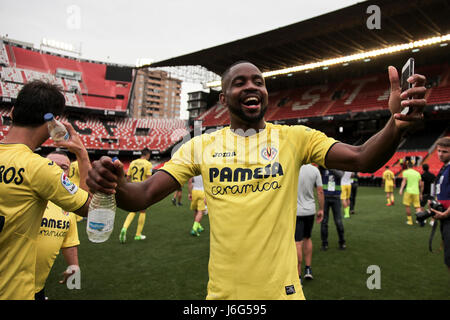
[400,58,414,115]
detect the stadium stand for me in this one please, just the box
[195,64,450,128]
[0,41,189,156]
[0,108,188,153]
[0,42,131,112]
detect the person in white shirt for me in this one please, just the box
[295,164,324,281]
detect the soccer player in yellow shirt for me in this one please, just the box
[399,161,423,225]
[87,61,427,300]
[119,149,152,243]
[0,81,90,300]
[188,175,207,236]
[382,165,396,206]
[35,148,90,299]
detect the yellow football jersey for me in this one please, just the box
[0,143,88,300]
[127,158,152,182]
[383,169,395,186]
[68,161,80,186]
[161,123,337,300]
[35,202,79,293]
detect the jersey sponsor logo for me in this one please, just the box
[209,162,284,183]
[261,146,277,161]
[212,152,237,158]
[0,166,25,185]
[41,217,70,230]
[61,172,78,194]
[209,162,284,196]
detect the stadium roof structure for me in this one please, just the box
[149,0,449,77]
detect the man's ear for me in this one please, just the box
[219,92,226,106]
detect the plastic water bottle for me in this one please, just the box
[44,113,69,141]
[86,157,118,243]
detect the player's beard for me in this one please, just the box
[228,103,268,124]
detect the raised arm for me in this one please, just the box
[87,156,180,212]
[325,66,427,173]
[56,123,92,192]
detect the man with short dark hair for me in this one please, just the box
[87,61,427,299]
[0,80,90,299]
[430,137,450,271]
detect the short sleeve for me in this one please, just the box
[314,167,323,187]
[160,137,201,187]
[293,126,337,167]
[30,158,89,213]
[61,213,80,248]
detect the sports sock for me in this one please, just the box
[193,221,200,231]
[387,197,391,205]
[390,195,395,203]
[407,216,413,225]
[123,212,136,230]
[136,212,146,236]
[344,207,350,217]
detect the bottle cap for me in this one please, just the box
[44,113,54,121]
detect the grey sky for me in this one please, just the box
[0,0,363,118]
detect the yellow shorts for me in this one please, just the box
[190,190,206,212]
[402,192,420,208]
[384,182,394,193]
[340,185,351,200]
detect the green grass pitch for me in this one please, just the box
[45,186,450,300]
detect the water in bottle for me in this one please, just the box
[86,192,117,243]
[44,113,69,141]
[86,157,118,243]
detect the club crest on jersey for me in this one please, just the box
[61,172,78,195]
[261,146,278,161]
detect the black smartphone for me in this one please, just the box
[400,58,414,115]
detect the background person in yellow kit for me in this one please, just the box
[382,165,396,206]
[35,144,91,300]
[119,149,152,243]
[399,161,424,225]
[188,175,207,236]
[340,171,353,218]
